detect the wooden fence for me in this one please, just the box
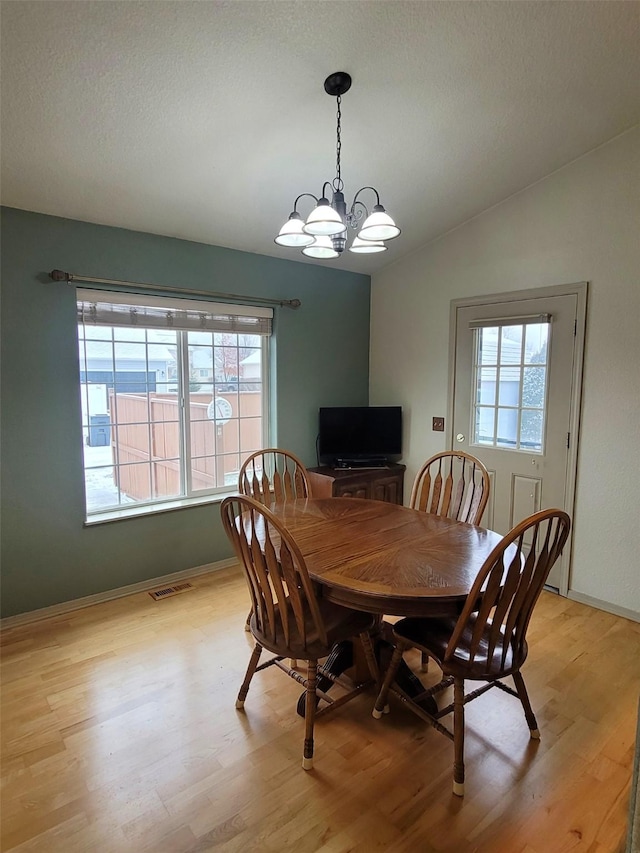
[107,391,262,500]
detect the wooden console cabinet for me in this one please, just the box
[307,463,405,505]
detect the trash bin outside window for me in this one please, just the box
[89,414,111,447]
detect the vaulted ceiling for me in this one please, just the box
[2,1,639,273]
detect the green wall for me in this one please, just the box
[0,207,371,617]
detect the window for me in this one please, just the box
[470,316,550,453]
[77,289,272,518]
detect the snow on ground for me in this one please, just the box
[83,444,133,512]
[82,443,237,513]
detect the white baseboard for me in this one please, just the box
[0,558,240,629]
[567,590,640,624]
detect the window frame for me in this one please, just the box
[77,291,272,523]
[469,317,551,455]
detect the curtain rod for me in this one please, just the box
[49,269,301,309]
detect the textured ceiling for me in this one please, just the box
[2,1,639,274]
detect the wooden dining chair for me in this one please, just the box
[410,450,490,524]
[238,449,312,663]
[238,448,311,505]
[372,507,571,796]
[221,495,378,770]
[410,450,491,671]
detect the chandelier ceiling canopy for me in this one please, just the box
[275,72,401,260]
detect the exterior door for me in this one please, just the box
[451,286,585,590]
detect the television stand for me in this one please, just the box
[307,463,405,505]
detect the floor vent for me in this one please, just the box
[148,582,195,601]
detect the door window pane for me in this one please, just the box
[498,369,521,406]
[496,408,518,449]
[500,326,523,364]
[476,368,496,405]
[520,409,544,451]
[522,366,546,408]
[478,329,498,366]
[525,324,548,363]
[475,406,495,445]
[472,321,549,452]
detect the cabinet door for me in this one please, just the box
[372,475,403,505]
[334,480,371,500]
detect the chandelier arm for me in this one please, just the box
[322,182,334,200]
[351,186,381,209]
[293,192,319,212]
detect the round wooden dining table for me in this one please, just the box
[260,496,515,716]
[267,496,512,618]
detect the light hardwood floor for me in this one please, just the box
[1,567,638,853]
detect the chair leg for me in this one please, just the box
[359,631,380,684]
[302,660,318,770]
[512,670,540,738]
[372,644,404,719]
[236,643,262,709]
[421,651,429,672]
[452,676,465,796]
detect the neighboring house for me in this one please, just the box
[188,345,213,382]
[79,340,174,392]
[240,350,261,382]
[184,343,262,388]
[79,339,174,442]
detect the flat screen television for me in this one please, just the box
[318,406,402,466]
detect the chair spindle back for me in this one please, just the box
[410,451,490,525]
[221,495,328,651]
[446,508,571,670]
[239,448,311,505]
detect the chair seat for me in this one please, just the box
[393,615,528,680]
[251,598,376,661]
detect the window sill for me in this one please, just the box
[83,490,238,526]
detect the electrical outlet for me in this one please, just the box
[432,417,445,432]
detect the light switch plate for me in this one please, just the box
[433,417,445,432]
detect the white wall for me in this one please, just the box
[370,126,640,617]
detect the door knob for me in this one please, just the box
[456,434,465,443]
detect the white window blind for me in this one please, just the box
[77,289,273,336]
[468,313,551,329]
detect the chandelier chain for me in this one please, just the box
[333,95,344,193]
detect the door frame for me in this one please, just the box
[447,282,588,596]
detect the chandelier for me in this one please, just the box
[274,72,401,259]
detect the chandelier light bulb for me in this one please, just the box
[302,235,340,259]
[349,235,387,254]
[358,205,401,242]
[303,199,347,237]
[274,212,315,248]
